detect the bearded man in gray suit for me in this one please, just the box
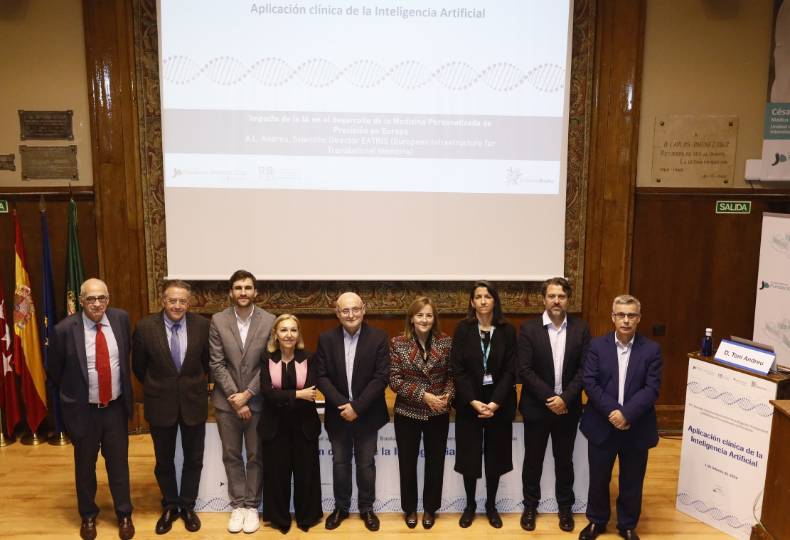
[209,270,276,534]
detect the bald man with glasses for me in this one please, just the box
[578,295,662,540]
[316,292,390,532]
[48,278,135,540]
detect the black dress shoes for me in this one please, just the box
[79,517,97,540]
[404,512,418,529]
[155,508,179,534]
[520,507,537,531]
[618,528,640,540]
[578,522,606,540]
[118,516,135,540]
[422,512,436,529]
[325,509,349,530]
[180,508,201,532]
[361,510,380,531]
[485,507,503,529]
[458,507,475,528]
[559,509,575,532]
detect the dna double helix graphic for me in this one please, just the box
[686,381,774,417]
[162,55,565,93]
[676,492,751,531]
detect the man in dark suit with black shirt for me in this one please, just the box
[132,280,210,534]
[48,278,135,540]
[316,292,390,532]
[518,277,590,533]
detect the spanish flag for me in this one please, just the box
[13,211,47,433]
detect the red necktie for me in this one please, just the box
[95,323,112,405]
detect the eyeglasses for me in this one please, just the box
[165,298,189,306]
[84,295,109,305]
[612,312,640,321]
[338,306,363,317]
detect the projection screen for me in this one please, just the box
[158,0,574,280]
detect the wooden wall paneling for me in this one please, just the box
[582,0,646,335]
[82,0,147,325]
[83,0,149,426]
[631,189,790,429]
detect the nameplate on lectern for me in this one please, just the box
[714,338,776,375]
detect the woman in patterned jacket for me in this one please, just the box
[389,296,454,530]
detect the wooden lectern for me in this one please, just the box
[751,400,790,540]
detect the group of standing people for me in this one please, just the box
[46,272,661,540]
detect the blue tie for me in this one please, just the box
[170,323,182,371]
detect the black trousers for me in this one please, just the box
[261,424,322,530]
[585,436,650,530]
[149,418,206,510]
[72,399,132,519]
[394,413,450,514]
[522,413,579,511]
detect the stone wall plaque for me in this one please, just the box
[19,145,78,180]
[0,154,14,171]
[652,115,738,186]
[19,110,74,140]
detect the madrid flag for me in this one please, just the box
[13,212,47,433]
[0,269,22,437]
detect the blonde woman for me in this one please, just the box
[259,314,322,534]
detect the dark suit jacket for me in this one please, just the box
[451,318,517,424]
[132,311,210,427]
[517,314,591,421]
[47,307,133,439]
[580,332,662,449]
[315,323,390,436]
[259,349,321,441]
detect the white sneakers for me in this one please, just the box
[228,508,246,533]
[228,507,260,533]
[243,508,260,534]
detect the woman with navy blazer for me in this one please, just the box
[389,296,454,530]
[451,281,517,529]
[259,314,322,534]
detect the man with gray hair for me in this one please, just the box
[316,292,390,532]
[48,278,135,540]
[578,295,662,540]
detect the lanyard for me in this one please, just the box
[478,325,495,373]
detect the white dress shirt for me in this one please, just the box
[82,312,121,404]
[234,306,254,347]
[615,334,635,406]
[543,311,568,395]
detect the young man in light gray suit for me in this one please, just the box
[209,270,276,533]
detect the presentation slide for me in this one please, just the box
[159,0,573,280]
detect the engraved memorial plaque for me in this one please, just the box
[0,154,14,171]
[652,115,738,186]
[19,145,78,180]
[19,110,74,140]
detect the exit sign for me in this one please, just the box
[715,201,751,214]
[0,200,8,213]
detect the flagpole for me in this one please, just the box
[0,407,11,446]
[20,430,42,445]
[49,430,69,446]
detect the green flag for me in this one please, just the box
[65,198,85,316]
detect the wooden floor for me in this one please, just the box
[0,433,729,539]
